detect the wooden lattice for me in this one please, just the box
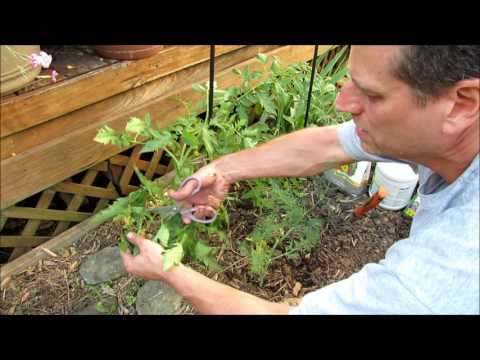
[0,145,170,261]
[317,45,348,72]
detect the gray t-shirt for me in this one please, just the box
[290,120,479,314]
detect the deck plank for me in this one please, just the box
[0,45,244,139]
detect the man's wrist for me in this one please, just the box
[212,154,244,184]
[158,264,200,301]
[158,262,187,285]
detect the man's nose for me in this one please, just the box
[335,81,363,115]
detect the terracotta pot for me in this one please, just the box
[1,45,42,96]
[94,45,164,60]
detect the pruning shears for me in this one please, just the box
[148,176,218,224]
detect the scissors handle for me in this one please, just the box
[180,176,202,196]
[180,205,217,224]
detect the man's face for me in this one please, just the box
[335,45,447,160]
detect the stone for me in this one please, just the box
[79,246,127,285]
[136,280,182,315]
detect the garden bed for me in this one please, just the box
[0,178,411,315]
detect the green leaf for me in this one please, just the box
[319,46,348,77]
[257,93,276,115]
[131,206,147,219]
[256,53,268,64]
[91,197,129,224]
[125,117,147,135]
[116,133,134,147]
[236,104,249,122]
[201,126,215,158]
[94,125,118,145]
[163,243,184,271]
[331,66,349,86]
[270,57,281,73]
[182,130,199,148]
[133,167,152,189]
[251,71,262,80]
[193,240,213,259]
[95,302,110,314]
[243,137,257,148]
[118,232,129,253]
[239,241,250,257]
[201,256,221,272]
[153,223,170,247]
[324,84,336,93]
[232,68,242,76]
[144,113,152,127]
[177,231,194,255]
[193,241,220,271]
[274,82,289,109]
[141,134,172,153]
[249,239,273,280]
[132,246,140,256]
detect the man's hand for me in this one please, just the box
[120,232,173,281]
[167,164,231,224]
[120,233,292,315]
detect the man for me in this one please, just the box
[121,46,479,314]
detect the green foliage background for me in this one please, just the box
[92,46,350,279]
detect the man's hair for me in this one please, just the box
[391,45,480,106]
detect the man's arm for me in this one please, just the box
[168,123,355,224]
[121,232,292,314]
[213,124,354,184]
[165,265,292,314]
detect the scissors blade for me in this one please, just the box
[149,205,179,217]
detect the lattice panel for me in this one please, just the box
[316,45,348,75]
[0,145,171,262]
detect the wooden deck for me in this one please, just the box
[1,45,333,210]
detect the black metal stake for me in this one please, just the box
[304,45,319,128]
[207,45,215,122]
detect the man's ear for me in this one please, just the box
[443,78,479,136]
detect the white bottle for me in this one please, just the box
[369,162,419,210]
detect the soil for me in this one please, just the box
[0,178,411,315]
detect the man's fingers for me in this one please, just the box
[182,214,192,224]
[126,232,144,247]
[167,169,217,201]
[208,195,221,208]
[200,171,217,188]
[194,205,216,220]
[167,180,198,201]
[120,249,134,270]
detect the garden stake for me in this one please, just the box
[207,45,215,121]
[304,45,319,128]
[354,186,389,217]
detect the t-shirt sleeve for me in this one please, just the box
[288,262,434,314]
[337,120,397,163]
[289,203,479,314]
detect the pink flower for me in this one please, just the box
[28,53,41,68]
[37,51,52,68]
[28,51,53,69]
[51,70,58,83]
